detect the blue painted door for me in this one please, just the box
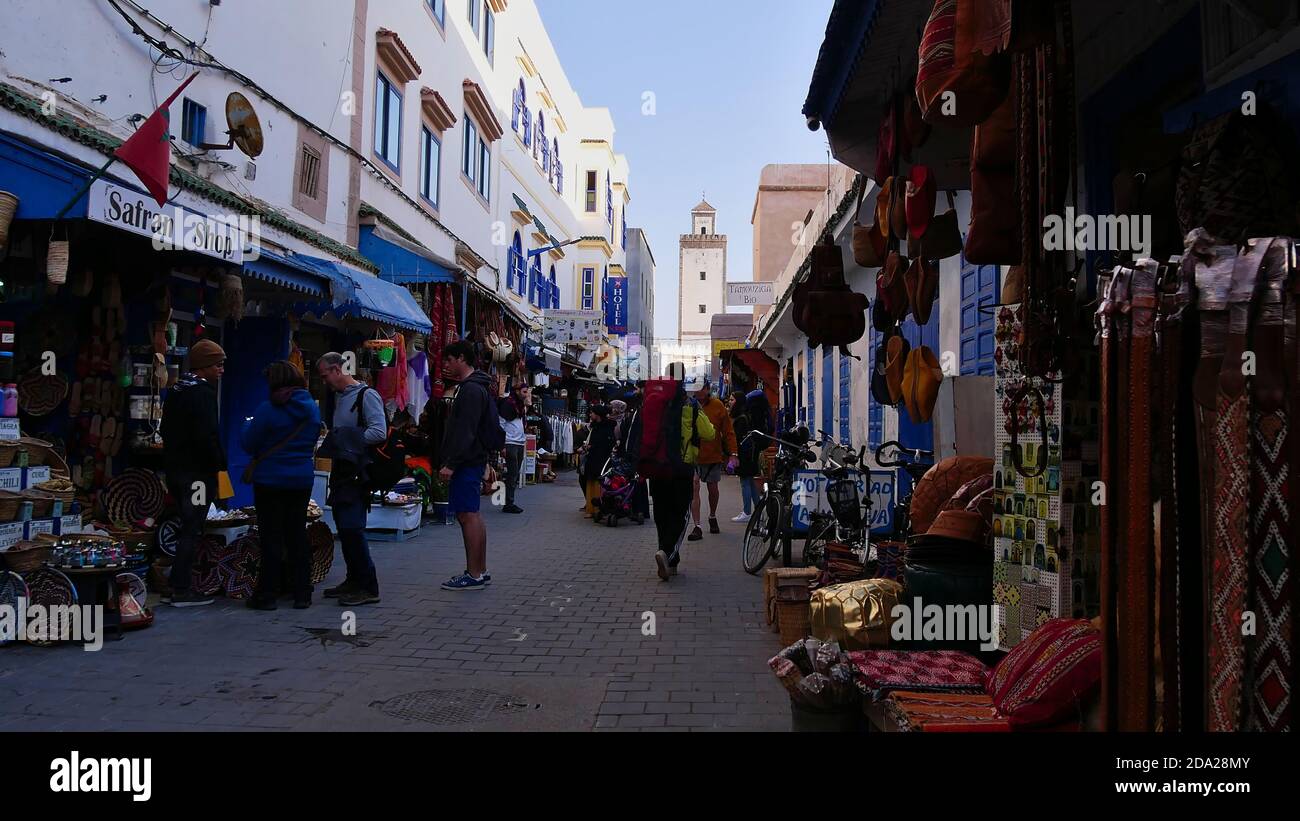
[867,330,883,449]
[821,345,834,439]
[960,254,1000,375]
[220,317,290,508]
[839,348,852,444]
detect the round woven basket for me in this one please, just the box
[23,490,56,518]
[1,540,52,573]
[0,191,17,248]
[0,441,18,468]
[46,239,69,286]
[777,599,813,648]
[16,436,53,466]
[0,489,22,522]
[17,374,68,417]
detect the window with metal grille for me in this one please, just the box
[297,144,321,199]
[699,304,706,314]
[699,271,706,281]
[585,171,597,212]
[582,268,595,310]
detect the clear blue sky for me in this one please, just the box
[537,0,836,343]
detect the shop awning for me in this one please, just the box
[293,255,433,333]
[722,347,780,410]
[359,223,457,284]
[242,250,329,296]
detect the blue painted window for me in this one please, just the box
[606,173,614,224]
[428,0,444,25]
[528,254,542,304]
[554,140,563,193]
[508,232,522,292]
[959,254,1000,375]
[512,79,523,132]
[467,0,479,36]
[482,3,494,64]
[418,127,440,208]
[582,267,595,310]
[839,348,851,444]
[549,265,559,309]
[476,135,490,201]
[461,118,477,183]
[181,98,206,146]
[538,113,549,173]
[601,266,609,313]
[522,104,531,148]
[374,71,402,171]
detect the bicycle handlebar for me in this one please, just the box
[874,440,935,468]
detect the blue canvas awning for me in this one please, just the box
[293,255,432,333]
[241,249,329,296]
[358,223,456,284]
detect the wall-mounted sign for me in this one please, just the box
[88,179,248,263]
[726,282,775,306]
[791,468,896,534]
[605,276,628,335]
[543,309,603,344]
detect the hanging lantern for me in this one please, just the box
[378,345,395,366]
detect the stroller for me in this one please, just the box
[594,455,644,528]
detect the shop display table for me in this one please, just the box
[55,565,124,641]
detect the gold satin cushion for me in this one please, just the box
[810,578,904,650]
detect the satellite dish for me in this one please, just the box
[199,92,263,158]
[225,92,263,158]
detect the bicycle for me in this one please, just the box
[740,427,818,575]
[871,440,935,541]
[801,429,869,569]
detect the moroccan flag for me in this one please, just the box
[113,72,198,206]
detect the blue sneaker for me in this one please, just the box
[441,572,487,591]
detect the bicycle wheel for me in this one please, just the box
[802,515,835,569]
[742,496,782,575]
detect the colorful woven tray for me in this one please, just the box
[307,522,334,585]
[102,468,166,525]
[21,567,77,647]
[222,533,261,600]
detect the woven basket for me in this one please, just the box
[0,489,22,522]
[33,480,74,504]
[765,567,819,632]
[0,441,18,468]
[24,490,56,518]
[777,599,813,647]
[1,540,52,573]
[0,191,17,248]
[46,239,69,286]
[17,436,53,466]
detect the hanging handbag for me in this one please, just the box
[905,165,937,241]
[871,336,894,406]
[871,288,895,333]
[885,334,911,406]
[922,191,964,260]
[902,346,944,424]
[851,177,886,268]
[905,255,940,326]
[879,251,911,322]
[801,239,870,354]
[965,94,1020,265]
[916,0,1012,127]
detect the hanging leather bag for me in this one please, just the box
[905,255,940,326]
[851,178,886,268]
[965,93,1020,265]
[902,346,944,424]
[879,251,911,323]
[871,335,894,406]
[916,0,1012,127]
[800,238,870,354]
[922,191,964,260]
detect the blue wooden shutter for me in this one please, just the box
[868,330,883,449]
[806,345,815,430]
[839,348,851,443]
[959,254,1000,375]
[821,346,833,438]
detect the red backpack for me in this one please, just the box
[638,377,690,480]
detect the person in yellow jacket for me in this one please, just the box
[687,377,738,541]
[651,365,716,582]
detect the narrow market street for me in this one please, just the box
[0,474,789,732]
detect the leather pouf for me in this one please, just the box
[909,455,994,537]
[810,578,903,650]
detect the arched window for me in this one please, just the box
[508,231,523,292]
[549,265,558,309]
[553,138,562,193]
[512,78,524,132]
[528,253,542,304]
[522,101,532,148]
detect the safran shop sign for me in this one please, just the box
[88,179,254,263]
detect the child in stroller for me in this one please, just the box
[594,454,644,527]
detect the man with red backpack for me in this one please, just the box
[438,340,502,591]
[638,364,716,581]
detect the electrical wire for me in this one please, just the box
[101,0,498,273]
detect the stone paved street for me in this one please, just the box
[0,473,790,732]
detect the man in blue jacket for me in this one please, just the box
[316,352,387,606]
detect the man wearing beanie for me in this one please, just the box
[159,338,227,607]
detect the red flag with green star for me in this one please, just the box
[113,72,198,206]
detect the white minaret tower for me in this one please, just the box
[678,198,727,357]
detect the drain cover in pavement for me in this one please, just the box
[371,689,531,726]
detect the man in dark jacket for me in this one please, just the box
[496,384,530,514]
[159,338,226,607]
[439,340,497,591]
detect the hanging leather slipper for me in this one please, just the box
[890,174,909,240]
[905,255,940,326]
[885,334,911,405]
[880,251,911,322]
[906,165,936,242]
[902,345,944,424]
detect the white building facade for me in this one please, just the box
[677,200,727,364]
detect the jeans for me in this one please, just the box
[338,525,378,594]
[649,477,693,567]
[739,475,758,515]
[167,472,215,593]
[503,444,525,506]
[253,484,311,601]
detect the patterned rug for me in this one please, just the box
[880,691,1011,733]
[848,650,988,702]
[1209,393,1250,731]
[1249,410,1292,732]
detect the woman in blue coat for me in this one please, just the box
[240,361,322,610]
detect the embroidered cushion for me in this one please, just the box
[848,649,988,702]
[985,618,1101,728]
